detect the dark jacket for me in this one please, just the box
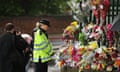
[0,32,20,72]
[15,35,28,57]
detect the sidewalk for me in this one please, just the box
[28,64,60,72]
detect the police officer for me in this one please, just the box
[33,20,54,72]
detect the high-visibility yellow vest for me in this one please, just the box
[33,29,53,63]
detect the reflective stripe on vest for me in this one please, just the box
[33,29,53,63]
[34,41,46,46]
[33,55,51,63]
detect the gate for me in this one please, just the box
[107,0,120,24]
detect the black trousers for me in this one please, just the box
[34,59,48,72]
[12,60,25,72]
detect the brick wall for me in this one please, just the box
[0,15,72,35]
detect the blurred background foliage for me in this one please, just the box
[0,0,71,16]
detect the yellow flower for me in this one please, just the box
[70,21,78,26]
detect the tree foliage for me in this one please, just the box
[0,0,70,16]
